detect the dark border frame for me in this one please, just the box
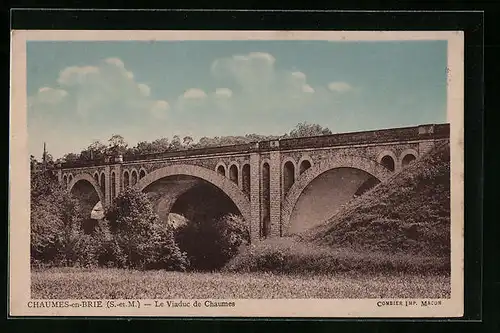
[7,8,484,328]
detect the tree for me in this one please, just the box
[107,134,128,156]
[169,135,182,150]
[104,187,188,270]
[288,122,332,138]
[62,153,79,162]
[183,136,193,147]
[30,170,82,266]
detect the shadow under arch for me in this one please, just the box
[281,155,392,235]
[67,173,105,205]
[135,164,251,225]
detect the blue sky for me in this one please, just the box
[27,40,447,159]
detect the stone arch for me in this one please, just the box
[281,155,392,235]
[377,150,398,172]
[400,148,419,168]
[130,168,138,186]
[62,174,68,185]
[135,164,251,224]
[228,162,239,185]
[215,162,227,177]
[99,172,106,194]
[139,167,147,179]
[93,172,99,184]
[123,170,130,188]
[298,155,314,175]
[110,171,116,200]
[241,163,251,196]
[260,159,271,238]
[281,157,297,196]
[67,173,105,204]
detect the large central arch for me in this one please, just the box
[135,164,251,224]
[281,155,393,235]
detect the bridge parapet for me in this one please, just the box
[56,123,449,170]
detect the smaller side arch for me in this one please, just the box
[400,148,419,168]
[123,169,130,188]
[228,161,240,186]
[298,155,314,176]
[377,150,398,172]
[215,162,227,177]
[281,157,297,196]
[139,167,147,179]
[130,168,139,186]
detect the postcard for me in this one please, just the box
[9,29,464,317]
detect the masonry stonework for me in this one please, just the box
[59,124,450,243]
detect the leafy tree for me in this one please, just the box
[175,214,249,271]
[169,135,182,150]
[288,122,332,138]
[105,187,188,270]
[30,170,82,266]
[107,134,128,155]
[183,136,193,147]
[62,153,79,162]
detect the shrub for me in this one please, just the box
[223,237,450,276]
[105,187,189,271]
[175,213,250,271]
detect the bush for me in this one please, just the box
[105,187,189,271]
[175,213,250,271]
[223,237,450,276]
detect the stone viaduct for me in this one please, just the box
[57,123,450,243]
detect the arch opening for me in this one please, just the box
[70,179,101,234]
[217,165,226,177]
[283,161,295,195]
[100,173,106,194]
[123,170,130,188]
[229,165,238,185]
[111,172,116,200]
[402,154,416,167]
[299,160,312,175]
[94,173,99,183]
[63,175,67,185]
[139,169,146,179]
[242,164,250,196]
[143,174,242,225]
[131,170,138,186]
[288,167,380,235]
[380,155,396,171]
[261,162,271,238]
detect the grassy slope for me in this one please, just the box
[225,142,451,275]
[304,141,450,258]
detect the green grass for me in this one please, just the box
[31,267,450,299]
[223,237,449,275]
[305,141,451,258]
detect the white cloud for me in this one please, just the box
[182,88,207,99]
[215,88,233,99]
[302,84,315,93]
[104,57,125,68]
[30,87,68,105]
[149,100,169,119]
[57,66,99,86]
[328,81,352,93]
[138,83,151,97]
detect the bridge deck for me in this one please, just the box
[57,123,450,169]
